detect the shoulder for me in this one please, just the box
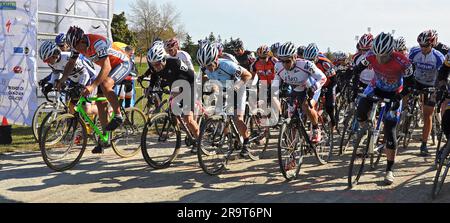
[432,49,445,61]
[409,47,421,58]
[178,50,192,59]
[392,52,411,67]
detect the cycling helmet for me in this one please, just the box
[358,33,374,50]
[55,33,66,46]
[333,51,347,61]
[152,40,164,47]
[256,45,270,57]
[197,43,219,67]
[303,43,320,60]
[372,32,395,55]
[270,42,280,54]
[213,42,224,53]
[39,40,60,61]
[277,42,296,58]
[394,37,407,51]
[164,37,179,49]
[147,44,167,63]
[417,29,438,46]
[65,26,84,48]
[297,45,306,57]
[198,39,209,48]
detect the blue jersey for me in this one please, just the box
[409,47,445,86]
[205,59,243,88]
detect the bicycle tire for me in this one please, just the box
[432,142,450,199]
[348,133,369,188]
[111,107,146,158]
[278,121,303,181]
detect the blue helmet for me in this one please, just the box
[55,33,66,46]
[303,43,320,60]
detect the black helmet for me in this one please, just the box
[66,26,84,48]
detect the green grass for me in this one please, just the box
[0,125,37,153]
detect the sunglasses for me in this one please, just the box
[420,44,431,48]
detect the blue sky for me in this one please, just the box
[115,0,450,54]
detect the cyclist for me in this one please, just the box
[272,42,327,143]
[407,30,445,156]
[233,39,256,71]
[352,33,375,100]
[303,43,338,130]
[353,32,413,185]
[394,36,408,56]
[141,43,200,153]
[333,51,352,94]
[438,53,450,142]
[270,42,280,59]
[39,40,98,115]
[112,42,137,109]
[250,45,278,85]
[55,33,70,52]
[165,37,195,71]
[214,42,239,64]
[58,26,132,154]
[297,45,306,59]
[197,43,253,157]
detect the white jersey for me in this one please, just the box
[353,51,375,85]
[221,52,239,64]
[167,50,195,71]
[273,59,327,94]
[48,52,97,85]
[409,47,445,86]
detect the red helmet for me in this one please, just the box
[13,66,22,73]
[357,33,373,50]
[164,38,179,49]
[256,45,270,57]
[417,30,438,46]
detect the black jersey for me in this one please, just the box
[234,50,254,70]
[146,58,195,88]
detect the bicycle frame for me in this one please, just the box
[366,96,393,154]
[74,96,109,143]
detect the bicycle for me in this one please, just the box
[348,94,399,188]
[276,93,330,181]
[39,83,146,171]
[196,92,270,176]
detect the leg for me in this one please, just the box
[383,119,398,185]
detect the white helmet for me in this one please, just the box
[394,37,407,51]
[372,32,395,55]
[197,43,218,66]
[147,44,167,63]
[277,41,296,58]
[39,40,60,61]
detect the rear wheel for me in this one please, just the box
[111,107,146,158]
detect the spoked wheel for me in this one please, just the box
[111,107,146,158]
[432,142,450,199]
[141,113,181,169]
[348,133,369,188]
[135,94,161,118]
[339,106,356,156]
[197,116,230,176]
[32,102,60,142]
[246,109,271,161]
[435,133,445,169]
[39,114,87,172]
[278,121,303,181]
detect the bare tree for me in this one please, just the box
[128,0,185,50]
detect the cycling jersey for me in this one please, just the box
[221,52,239,64]
[435,42,449,56]
[71,34,129,69]
[315,56,336,87]
[272,59,327,94]
[355,51,412,93]
[48,52,96,86]
[146,58,195,89]
[204,58,244,88]
[352,52,375,85]
[167,50,195,71]
[250,57,278,85]
[409,47,445,86]
[235,50,256,70]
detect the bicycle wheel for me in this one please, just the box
[197,116,230,175]
[32,102,56,142]
[111,107,146,158]
[141,112,181,169]
[432,142,450,199]
[402,113,413,150]
[39,113,87,171]
[278,121,303,181]
[339,105,356,155]
[435,132,444,169]
[135,94,160,117]
[246,110,271,161]
[348,133,369,188]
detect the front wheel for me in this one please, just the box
[278,121,303,181]
[348,135,369,188]
[432,142,450,199]
[39,114,87,171]
[141,113,181,169]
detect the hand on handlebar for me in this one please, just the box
[81,85,93,97]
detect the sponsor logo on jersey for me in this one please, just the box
[416,62,434,70]
[0,1,16,10]
[6,19,11,32]
[13,47,23,54]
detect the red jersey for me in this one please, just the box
[250,57,278,84]
[315,56,336,87]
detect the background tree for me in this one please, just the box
[111,12,137,47]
